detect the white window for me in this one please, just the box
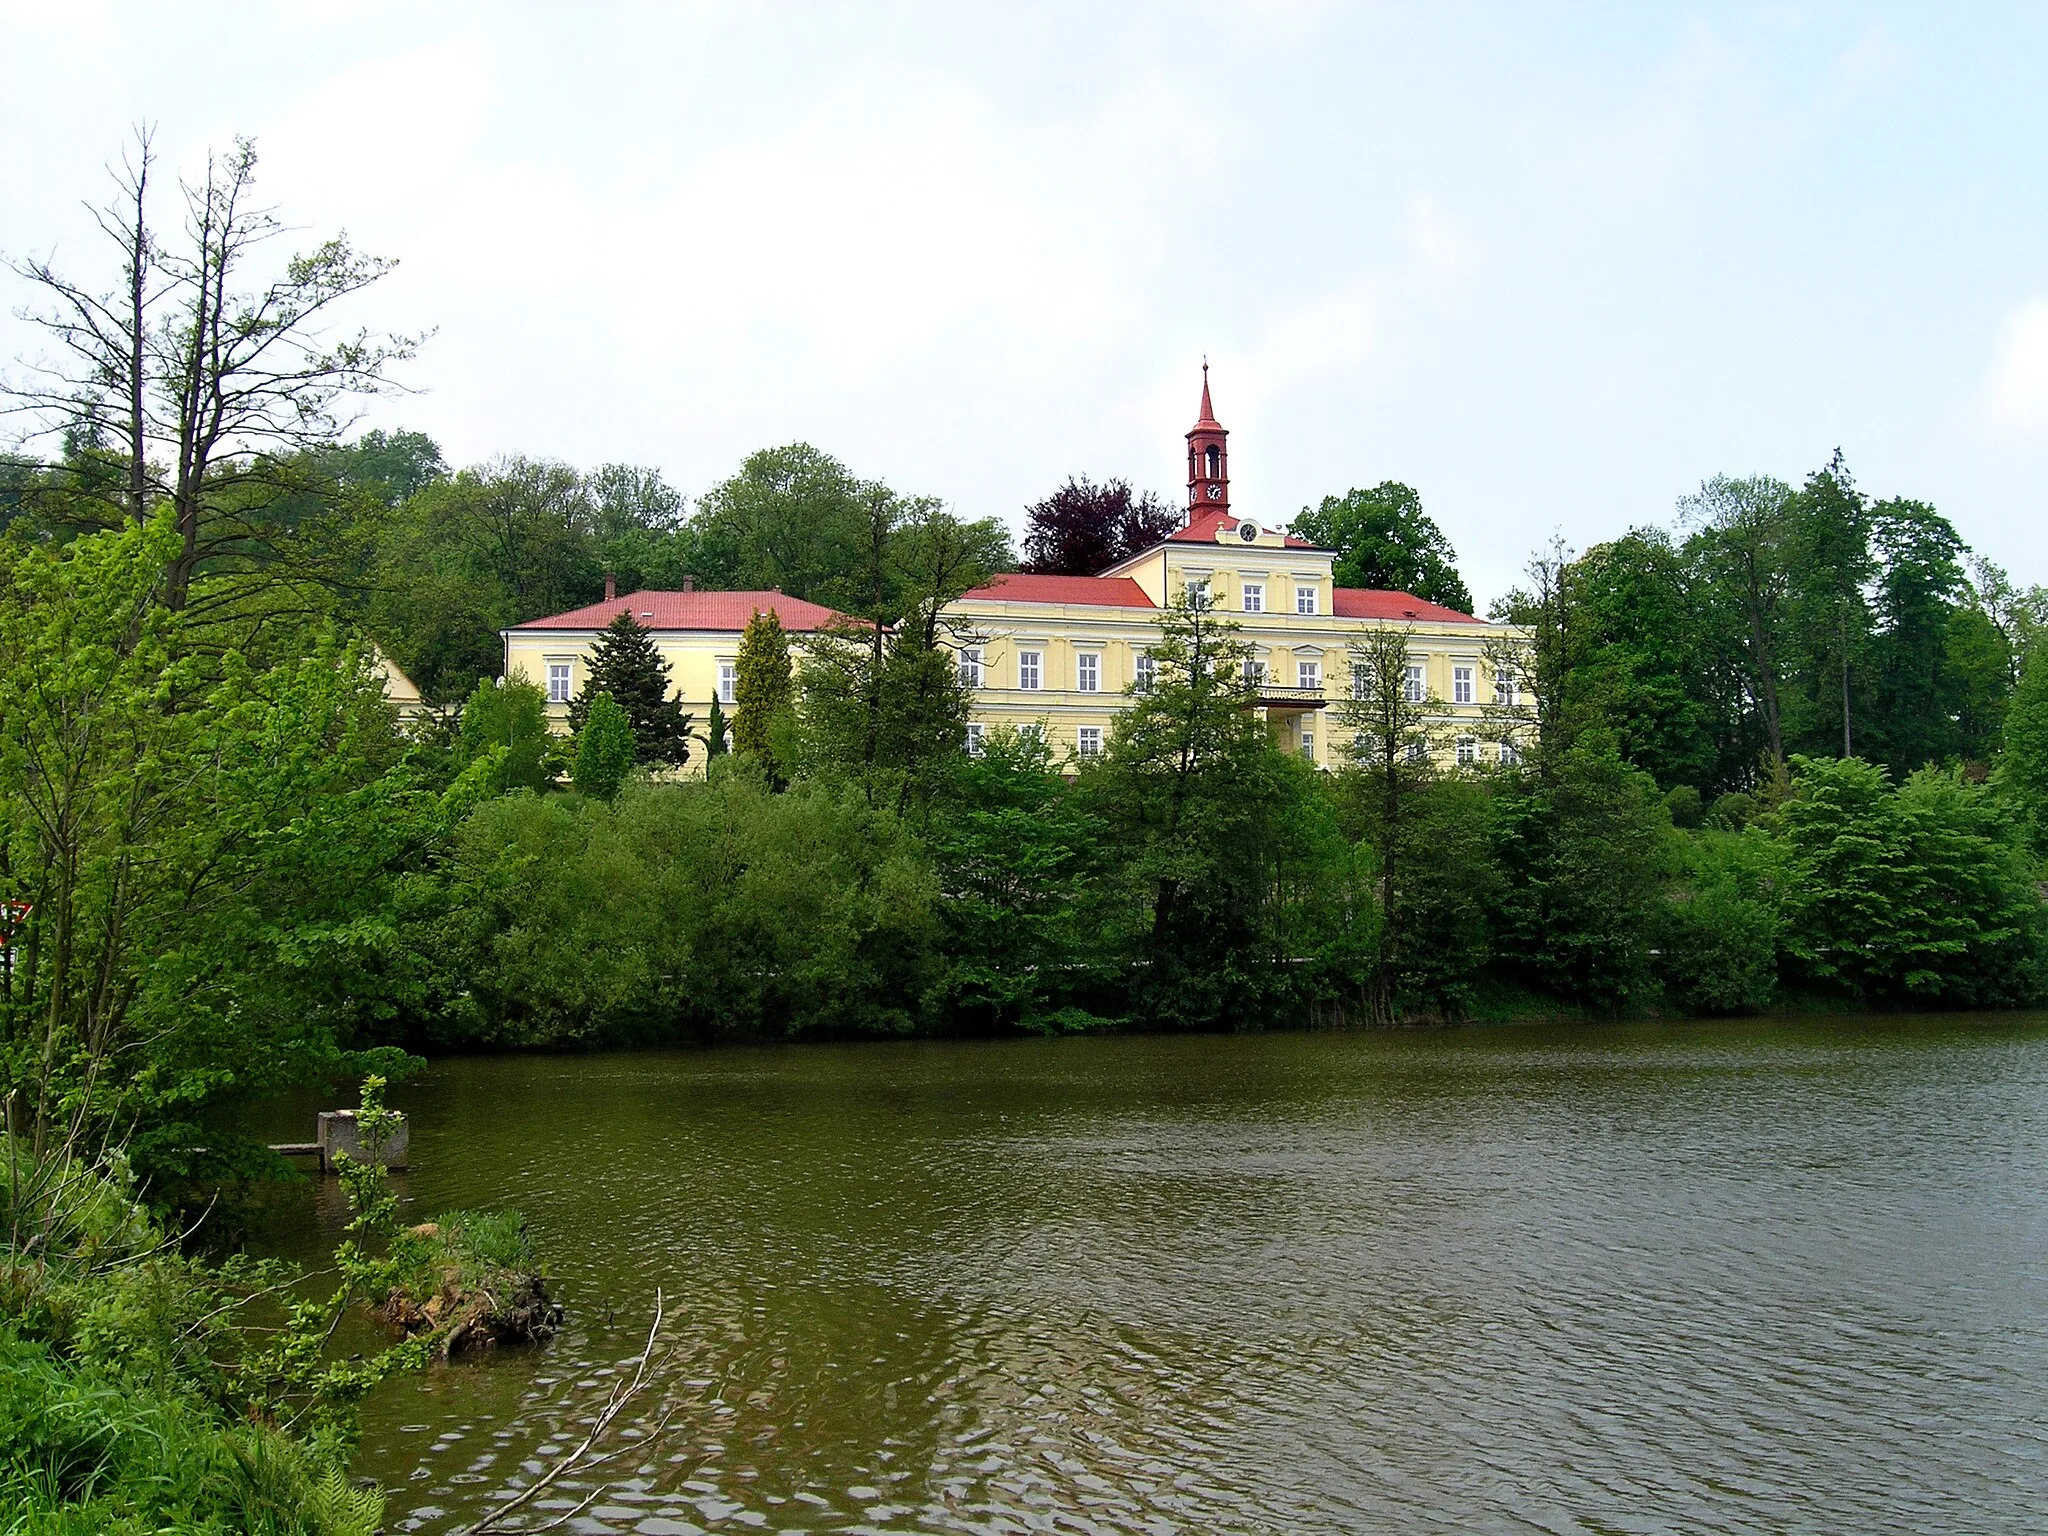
[1405,739,1428,764]
[1077,725,1103,758]
[1351,662,1371,701]
[1185,579,1209,608]
[1242,582,1264,613]
[1494,668,1518,707]
[959,647,983,688]
[1404,662,1425,704]
[1018,651,1042,690]
[1296,585,1317,615]
[546,661,573,704]
[1500,739,1520,765]
[1019,722,1045,747]
[1076,652,1100,692]
[1135,653,1156,693]
[1243,658,1266,688]
[1298,659,1321,692]
[1453,665,1474,705]
[717,660,737,704]
[1456,736,1476,766]
[1299,731,1315,761]
[965,722,984,756]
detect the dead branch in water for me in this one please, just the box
[466,1289,671,1534]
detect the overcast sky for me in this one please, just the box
[4,2,2046,607]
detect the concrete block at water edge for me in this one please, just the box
[318,1110,409,1172]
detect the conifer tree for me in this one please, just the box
[733,607,795,773]
[573,693,635,799]
[702,695,730,761]
[569,610,692,765]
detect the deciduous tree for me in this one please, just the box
[1292,483,1473,613]
[1021,475,1178,576]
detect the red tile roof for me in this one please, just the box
[960,573,1156,608]
[1163,507,1323,549]
[509,590,856,633]
[1333,588,1482,623]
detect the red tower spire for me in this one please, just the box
[1186,359,1229,517]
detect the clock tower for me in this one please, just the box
[1186,361,1229,517]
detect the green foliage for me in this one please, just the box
[926,728,1105,1032]
[572,694,636,800]
[457,675,559,792]
[702,695,731,759]
[421,768,940,1044]
[1997,642,2048,847]
[1489,747,1671,1009]
[732,607,795,772]
[1655,829,1786,1014]
[0,515,445,1190]
[1291,482,1473,613]
[1778,756,2043,1005]
[795,625,971,811]
[567,611,692,766]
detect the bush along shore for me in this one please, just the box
[0,1079,554,1533]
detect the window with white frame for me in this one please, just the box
[1243,658,1266,689]
[1297,585,1317,615]
[1077,725,1104,758]
[1351,662,1371,701]
[1494,667,1518,707]
[1185,578,1209,608]
[1404,662,1425,703]
[1019,722,1044,747]
[546,660,573,704]
[1500,739,1520,765]
[1135,653,1156,693]
[958,647,983,688]
[1453,665,1474,705]
[1456,736,1476,765]
[717,660,737,704]
[1298,659,1321,692]
[965,722,985,756]
[1405,738,1428,764]
[1076,652,1100,692]
[1242,582,1264,613]
[1299,730,1315,761]
[1018,651,1042,690]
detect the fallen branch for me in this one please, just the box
[465,1289,668,1534]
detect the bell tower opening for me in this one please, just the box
[1185,360,1229,519]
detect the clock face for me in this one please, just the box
[1238,521,1258,542]
[1205,483,1225,500]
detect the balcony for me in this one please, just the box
[1251,686,1327,711]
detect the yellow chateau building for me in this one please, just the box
[504,370,1523,767]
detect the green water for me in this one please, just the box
[251,1019,2048,1534]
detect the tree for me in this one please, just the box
[1998,643,2048,847]
[1865,498,1967,773]
[732,607,795,774]
[701,696,731,760]
[684,443,870,608]
[1021,475,1179,576]
[568,611,692,766]
[1337,623,1445,1023]
[457,676,557,792]
[572,695,635,800]
[0,513,435,1182]
[1291,483,1473,612]
[1080,597,1336,1027]
[1679,474,1797,776]
[1783,451,1874,759]
[1778,756,2043,1005]
[3,130,416,617]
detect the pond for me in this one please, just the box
[249,1018,2048,1534]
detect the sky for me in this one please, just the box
[3,2,2046,608]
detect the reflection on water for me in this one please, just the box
[248,1019,2048,1533]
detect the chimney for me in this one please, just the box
[682,575,696,593]
[603,569,616,601]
